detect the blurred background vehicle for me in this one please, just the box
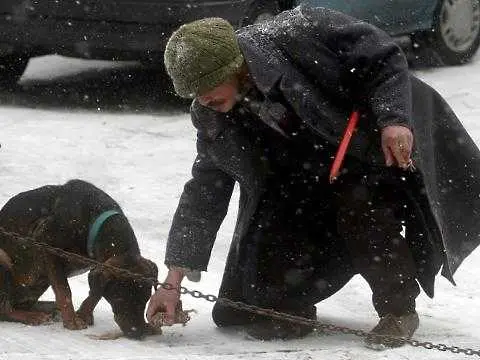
[0,0,295,88]
[1,0,477,90]
[301,0,480,65]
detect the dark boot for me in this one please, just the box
[365,311,419,349]
[212,301,258,327]
[245,305,317,341]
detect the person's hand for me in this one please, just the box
[381,125,414,169]
[146,269,184,326]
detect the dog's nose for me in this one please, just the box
[123,326,145,339]
[114,314,147,339]
[120,321,147,339]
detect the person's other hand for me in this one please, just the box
[146,269,184,326]
[381,125,414,169]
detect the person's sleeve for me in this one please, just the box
[287,5,413,129]
[164,134,235,277]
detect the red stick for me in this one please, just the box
[329,111,360,184]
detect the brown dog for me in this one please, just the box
[0,179,158,338]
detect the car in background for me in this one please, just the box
[300,0,480,65]
[0,0,295,87]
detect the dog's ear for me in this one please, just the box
[87,267,110,297]
[0,248,13,314]
[87,255,125,296]
[0,249,12,270]
[0,267,13,314]
[136,256,158,291]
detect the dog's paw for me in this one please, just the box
[76,310,94,326]
[63,315,89,330]
[144,322,162,336]
[25,312,53,326]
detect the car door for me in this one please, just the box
[25,0,250,26]
[0,0,33,17]
[300,0,434,36]
[343,0,434,35]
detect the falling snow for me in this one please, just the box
[0,52,479,360]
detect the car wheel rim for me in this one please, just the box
[439,0,480,52]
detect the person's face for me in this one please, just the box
[197,76,240,113]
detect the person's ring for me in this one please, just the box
[406,158,416,172]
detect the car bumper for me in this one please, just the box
[0,14,175,61]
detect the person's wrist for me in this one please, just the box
[165,268,185,287]
[378,115,412,130]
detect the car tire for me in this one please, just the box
[422,0,480,65]
[0,52,30,88]
[242,1,280,26]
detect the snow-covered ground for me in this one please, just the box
[1,54,479,360]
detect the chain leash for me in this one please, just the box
[1,226,479,357]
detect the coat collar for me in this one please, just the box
[237,27,351,146]
[237,29,285,97]
[190,100,229,141]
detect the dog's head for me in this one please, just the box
[89,254,158,339]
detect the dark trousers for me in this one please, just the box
[334,169,420,317]
[213,168,420,326]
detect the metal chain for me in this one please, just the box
[1,226,479,357]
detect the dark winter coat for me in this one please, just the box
[165,5,480,297]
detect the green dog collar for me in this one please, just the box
[87,210,121,258]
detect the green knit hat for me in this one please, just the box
[164,17,244,98]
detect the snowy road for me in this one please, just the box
[0,54,479,360]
